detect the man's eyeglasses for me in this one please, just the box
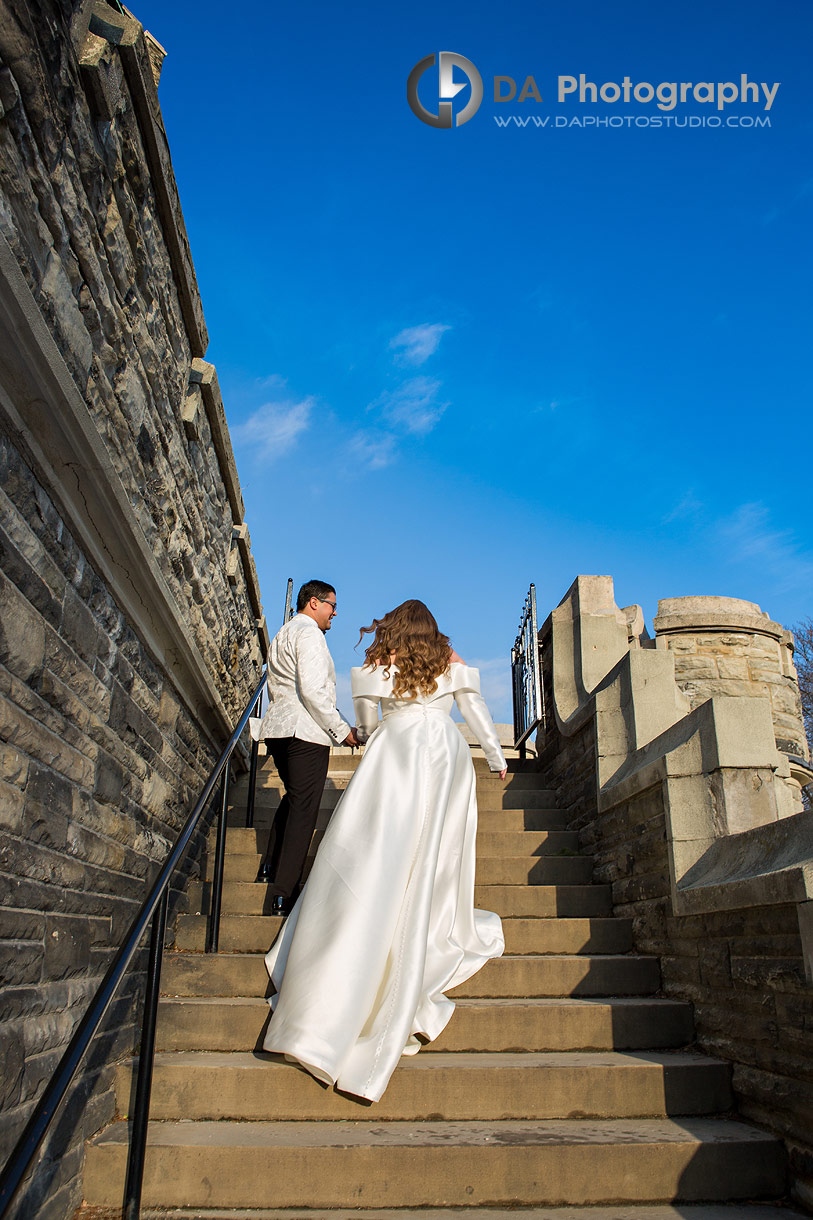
[316,598,337,613]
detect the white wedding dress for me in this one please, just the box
[262,662,507,1102]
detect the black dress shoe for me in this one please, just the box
[256,861,273,883]
[271,894,291,917]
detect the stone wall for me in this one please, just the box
[594,777,813,1209]
[0,2,266,1215]
[534,576,813,1210]
[0,427,220,1216]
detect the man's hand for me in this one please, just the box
[344,729,361,748]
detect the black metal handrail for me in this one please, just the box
[0,668,267,1220]
[511,582,544,754]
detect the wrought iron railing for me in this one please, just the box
[511,583,544,753]
[0,669,267,1220]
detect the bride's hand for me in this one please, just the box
[499,767,507,781]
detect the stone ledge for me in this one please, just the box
[190,360,244,524]
[231,524,269,657]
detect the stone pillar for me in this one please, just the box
[653,595,809,765]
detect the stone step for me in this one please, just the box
[479,807,569,830]
[76,1206,811,1220]
[248,768,550,791]
[187,881,614,918]
[236,756,544,790]
[227,807,572,833]
[155,994,696,1055]
[218,827,578,857]
[229,806,565,831]
[478,856,593,884]
[173,914,633,955]
[117,1050,733,1122]
[270,751,529,770]
[215,841,585,884]
[243,785,345,806]
[160,952,660,999]
[82,1116,786,1209]
[323,753,540,774]
[477,884,612,916]
[217,855,592,886]
[241,788,560,813]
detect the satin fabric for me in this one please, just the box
[262,663,506,1102]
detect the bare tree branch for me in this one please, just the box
[790,619,813,809]
[791,617,813,746]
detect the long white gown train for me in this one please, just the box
[262,662,507,1102]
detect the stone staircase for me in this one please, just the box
[78,743,800,1216]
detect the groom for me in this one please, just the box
[254,579,358,915]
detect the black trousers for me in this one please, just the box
[260,736,330,900]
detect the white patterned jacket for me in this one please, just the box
[252,614,352,747]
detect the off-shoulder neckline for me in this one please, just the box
[353,661,469,673]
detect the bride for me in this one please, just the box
[261,599,508,1102]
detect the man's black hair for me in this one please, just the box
[297,580,336,612]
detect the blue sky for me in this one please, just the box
[135,0,812,721]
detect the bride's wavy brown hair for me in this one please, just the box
[358,600,451,699]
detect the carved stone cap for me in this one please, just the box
[654,595,784,641]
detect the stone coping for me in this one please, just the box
[654,613,784,640]
[654,595,783,640]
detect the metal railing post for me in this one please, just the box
[122,888,168,1220]
[511,583,544,752]
[206,762,230,954]
[245,737,259,829]
[529,582,543,731]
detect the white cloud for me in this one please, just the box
[253,373,288,392]
[389,323,451,366]
[532,394,585,415]
[347,429,399,470]
[718,502,813,596]
[662,489,703,524]
[338,327,452,470]
[368,376,448,436]
[232,396,314,460]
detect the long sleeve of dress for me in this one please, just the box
[352,693,380,744]
[454,683,507,773]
